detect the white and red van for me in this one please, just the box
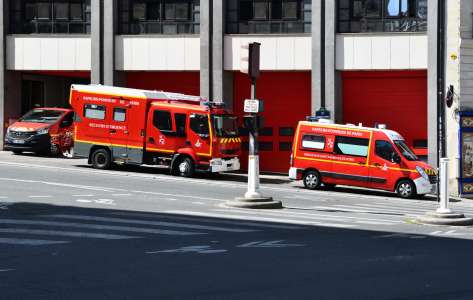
[4,107,74,156]
[289,120,437,198]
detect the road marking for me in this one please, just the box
[0,269,15,272]
[0,238,69,246]
[28,195,52,198]
[165,210,356,228]
[147,245,227,254]
[164,198,178,201]
[95,199,116,205]
[0,228,138,240]
[72,194,94,197]
[192,202,204,205]
[76,199,93,203]
[111,211,303,230]
[112,193,132,196]
[0,177,119,192]
[0,196,7,199]
[0,219,205,236]
[237,240,305,248]
[430,230,466,236]
[44,214,258,233]
[374,233,427,239]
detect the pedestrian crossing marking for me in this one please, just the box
[0,228,138,240]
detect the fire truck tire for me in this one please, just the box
[396,179,416,199]
[174,157,195,177]
[91,148,112,170]
[303,170,321,190]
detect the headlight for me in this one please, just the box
[36,128,49,135]
[416,166,429,181]
[6,127,10,136]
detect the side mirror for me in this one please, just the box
[391,153,401,164]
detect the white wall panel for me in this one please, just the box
[224,35,311,70]
[336,34,427,70]
[115,36,200,71]
[6,35,91,70]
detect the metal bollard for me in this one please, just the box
[437,158,452,214]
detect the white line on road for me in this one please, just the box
[0,238,69,246]
[110,211,303,230]
[0,177,119,192]
[0,228,139,240]
[0,268,15,272]
[76,199,93,203]
[0,196,7,199]
[112,194,132,196]
[0,219,206,236]
[44,214,258,233]
[192,202,205,205]
[72,194,94,197]
[28,195,52,198]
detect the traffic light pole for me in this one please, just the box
[245,79,261,198]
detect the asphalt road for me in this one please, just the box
[2,151,473,299]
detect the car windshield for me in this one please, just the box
[20,109,64,124]
[212,115,238,137]
[394,140,418,161]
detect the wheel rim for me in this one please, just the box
[305,173,318,188]
[96,153,106,166]
[179,161,189,174]
[398,182,412,197]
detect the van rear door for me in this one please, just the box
[109,102,129,162]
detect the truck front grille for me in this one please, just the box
[9,130,35,139]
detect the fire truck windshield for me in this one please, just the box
[20,109,64,124]
[212,115,239,137]
[394,140,418,161]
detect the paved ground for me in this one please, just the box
[2,151,473,299]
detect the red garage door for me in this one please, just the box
[342,70,427,157]
[234,71,311,173]
[127,72,200,95]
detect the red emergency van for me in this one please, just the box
[4,107,74,156]
[289,120,437,198]
[70,85,241,177]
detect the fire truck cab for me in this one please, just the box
[70,85,241,177]
[289,120,437,198]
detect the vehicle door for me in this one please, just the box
[109,103,130,160]
[188,113,212,159]
[174,112,188,150]
[82,103,110,146]
[145,107,177,154]
[331,135,371,188]
[369,140,403,191]
[57,111,74,151]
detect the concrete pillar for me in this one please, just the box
[91,0,102,84]
[324,0,339,122]
[103,0,114,86]
[0,0,7,149]
[427,0,439,167]
[311,0,322,116]
[212,0,223,102]
[200,0,211,99]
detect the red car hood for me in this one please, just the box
[9,122,49,132]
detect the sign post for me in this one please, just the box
[226,42,282,209]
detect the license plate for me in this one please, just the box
[12,139,25,144]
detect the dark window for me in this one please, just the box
[337,0,427,33]
[190,113,209,136]
[175,113,187,136]
[226,0,311,34]
[153,110,173,131]
[84,104,106,120]
[61,111,74,127]
[259,142,273,151]
[258,127,273,136]
[302,134,325,150]
[334,136,369,157]
[279,142,292,151]
[10,0,91,34]
[375,140,396,161]
[117,0,199,34]
[413,139,427,148]
[279,127,294,136]
[113,108,127,122]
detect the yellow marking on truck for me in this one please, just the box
[74,139,142,149]
[146,147,175,153]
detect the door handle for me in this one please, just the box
[149,137,155,144]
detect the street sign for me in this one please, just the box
[244,99,263,113]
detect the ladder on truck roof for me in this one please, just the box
[71,84,205,104]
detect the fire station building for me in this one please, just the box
[0,0,470,195]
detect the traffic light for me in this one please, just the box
[240,42,261,79]
[446,85,454,108]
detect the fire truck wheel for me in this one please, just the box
[175,157,195,177]
[396,179,416,198]
[91,148,112,170]
[303,170,321,190]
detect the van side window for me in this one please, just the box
[175,113,187,136]
[375,140,396,161]
[334,136,369,157]
[84,104,105,120]
[113,108,126,122]
[301,134,325,150]
[153,110,172,131]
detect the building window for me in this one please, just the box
[226,0,311,34]
[118,0,200,35]
[9,0,91,34]
[337,0,427,33]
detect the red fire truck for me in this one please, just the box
[70,85,241,177]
